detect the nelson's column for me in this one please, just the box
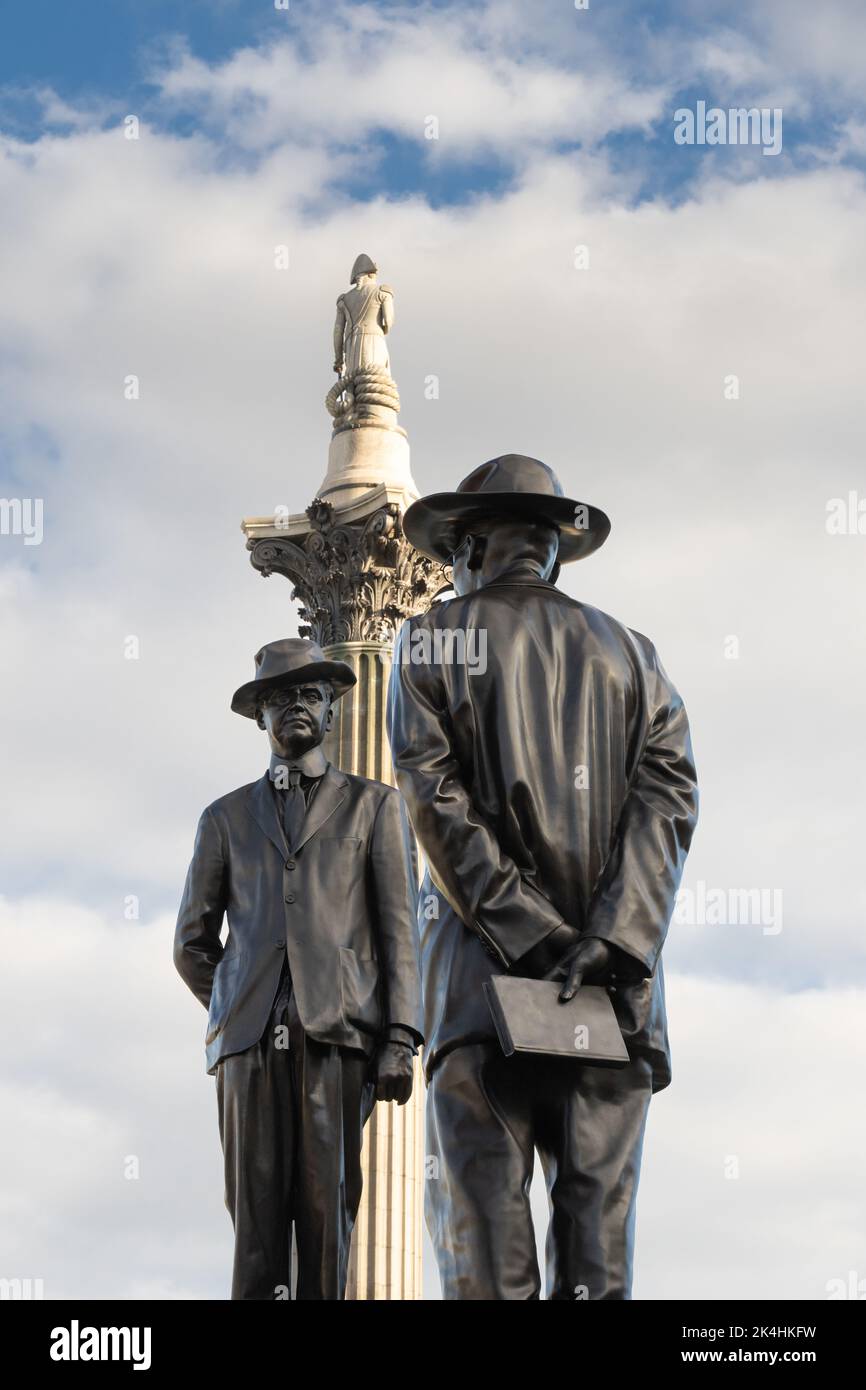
[241,254,448,1300]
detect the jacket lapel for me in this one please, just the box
[294,763,349,851]
[246,772,290,860]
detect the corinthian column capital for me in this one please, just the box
[246,496,450,647]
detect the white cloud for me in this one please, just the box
[749,0,866,100]
[0,898,231,1298]
[635,973,866,1300]
[154,7,668,157]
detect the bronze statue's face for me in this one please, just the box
[256,681,333,758]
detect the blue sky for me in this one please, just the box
[2,0,862,204]
[0,0,284,95]
[1,0,865,1301]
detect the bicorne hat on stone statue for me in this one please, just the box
[231,638,357,719]
[350,253,378,283]
[402,454,610,565]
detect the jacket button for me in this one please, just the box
[285,894,296,904]
[285,860,296,871]
[274,939,285,949]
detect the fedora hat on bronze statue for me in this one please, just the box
[402,454,610,565]
[231,638,357,719]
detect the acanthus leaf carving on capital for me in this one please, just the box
[246,500,450,647]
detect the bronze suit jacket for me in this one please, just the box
[174,765,424,1075]
[386,570,698,1091]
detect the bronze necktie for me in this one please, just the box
[282,768,306,850]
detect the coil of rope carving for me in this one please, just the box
[326,366,400,420]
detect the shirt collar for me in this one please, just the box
[269,746,329,784]
[482,561,557,590]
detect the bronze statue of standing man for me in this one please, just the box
[387,455,699,1300]
[175,639,423,1300]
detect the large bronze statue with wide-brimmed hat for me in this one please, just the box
[175,638,423,1300]
[387,454,699,1300]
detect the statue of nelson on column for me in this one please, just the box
[327,254,401,434]
[333,252,394,378]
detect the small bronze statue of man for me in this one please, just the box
[175,639,423,1300]
[388,455,699,1300]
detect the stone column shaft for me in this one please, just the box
[325,642,424,1300]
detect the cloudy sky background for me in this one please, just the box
[1,0,864,1299]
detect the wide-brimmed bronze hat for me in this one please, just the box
[231,639,356,719]
[402,454,610,564]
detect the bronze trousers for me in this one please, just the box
[426,1044,654,1300]
[215,982,374,1300]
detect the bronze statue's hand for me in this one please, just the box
[374,1042,414,1105]
[333,361,342,375]
[555,936,614,1002]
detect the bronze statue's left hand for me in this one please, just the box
[553,936,614,1003]
[374,1042,414,1105]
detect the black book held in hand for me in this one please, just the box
[483,976,630,1067]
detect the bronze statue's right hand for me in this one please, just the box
[374,1042,414,1105]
